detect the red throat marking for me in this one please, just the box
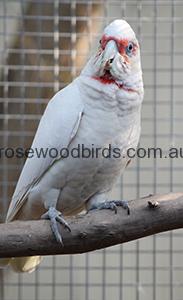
[92,74,136,93]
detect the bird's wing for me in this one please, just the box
[6,81,84,222]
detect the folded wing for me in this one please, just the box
[6,81,84,222]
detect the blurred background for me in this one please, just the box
[0,0,183,299]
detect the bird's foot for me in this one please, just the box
[89,200,130,215]
[41,207,71,245]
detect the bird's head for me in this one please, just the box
[82,19,143,93]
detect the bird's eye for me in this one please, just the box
[126,42,134,55]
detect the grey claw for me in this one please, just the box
[109,202,117,214]
[41,212,50,219]
[89,200,130,215]
[56,215,71,232]
[50,217,63,245]
[113,200,130,215]
[41,207,71,245]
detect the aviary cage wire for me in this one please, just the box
[0,1,183,299]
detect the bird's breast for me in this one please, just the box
[30,106,140,216]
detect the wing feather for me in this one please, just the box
[6,80,84,222]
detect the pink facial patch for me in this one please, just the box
[100,35,138,56]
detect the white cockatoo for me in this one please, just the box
[1,19,144,272]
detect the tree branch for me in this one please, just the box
[0,193,183,258]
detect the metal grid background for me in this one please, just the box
[0,0,183,299]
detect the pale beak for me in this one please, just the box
[99,40,118,76]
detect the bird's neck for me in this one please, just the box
[77,68,143,117]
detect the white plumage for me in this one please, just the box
[1,19,144,272]
[6,82,84,222]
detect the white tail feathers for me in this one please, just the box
[0,256,42,273]
[0,258,11,268]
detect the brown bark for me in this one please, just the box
[0,193,183,258]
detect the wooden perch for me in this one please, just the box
[0,192,183,258]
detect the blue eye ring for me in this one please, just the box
[126,42,134,55]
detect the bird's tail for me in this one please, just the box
[0,258,11,268]
[0,256,42,273]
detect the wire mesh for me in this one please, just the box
[0,0,183,299]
